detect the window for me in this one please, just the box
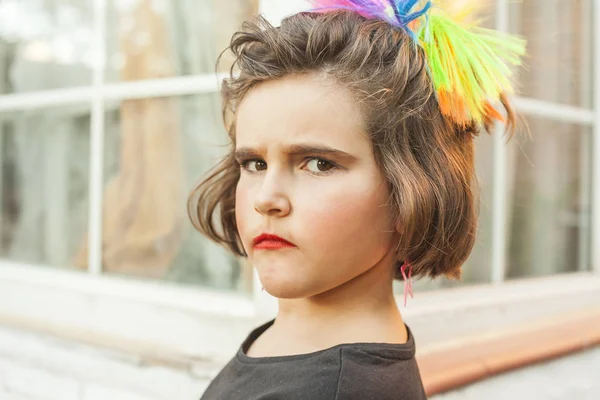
[0,0,93,94]
[506,119,591,279]
[506,0,593,278]
[99,94,243,290]
[0,0,259,294]
[0,107,90,268]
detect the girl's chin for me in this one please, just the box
[260,280,311,299]
[259,275,326,299]
[253,260,339,299]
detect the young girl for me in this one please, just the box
[190,1,525,398]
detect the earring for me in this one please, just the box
[400,261,414,307]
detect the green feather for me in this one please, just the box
[418,11,526,124]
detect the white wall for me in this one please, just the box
[259,0,311,25]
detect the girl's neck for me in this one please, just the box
[271,252,408,351]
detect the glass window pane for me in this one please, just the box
[95,93,247,292]
[506,118,591,279]
[0,0,93,94]
[0,107,90,268]
[105,0,259,82]
[509,0,592,108]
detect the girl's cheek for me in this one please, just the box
[303,190,364,229]
[308,185,386,240]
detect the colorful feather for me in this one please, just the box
[418,8,526,126]
[305,0,526,128]
[307,0,431,32]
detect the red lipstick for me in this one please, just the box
[253,233,296,250]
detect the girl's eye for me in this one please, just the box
[242,160,267,172]
[304,158,336,174]
[239,158,337,174]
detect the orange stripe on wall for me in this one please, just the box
[417,307,600,396]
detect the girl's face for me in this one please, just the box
[235,74,396,299]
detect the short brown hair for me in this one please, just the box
[188,10,516,280]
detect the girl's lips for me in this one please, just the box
[254,240,296,250]
[253,233,296,250]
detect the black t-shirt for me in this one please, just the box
[200,319,427,400]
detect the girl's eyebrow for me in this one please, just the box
[234,144,357,161]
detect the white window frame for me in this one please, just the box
[0,0,598,361]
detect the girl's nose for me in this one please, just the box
[253,173,291,217]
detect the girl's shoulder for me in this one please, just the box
[335,343,427,400]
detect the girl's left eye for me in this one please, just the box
[304,158,337,174]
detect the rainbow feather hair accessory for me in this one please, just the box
[307,0,526,128]
[307,0,431,33]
